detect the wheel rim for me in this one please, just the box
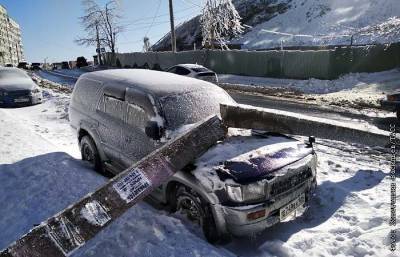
[177,195,202,224]
[82,143,95,164]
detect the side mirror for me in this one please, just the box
[307,136,316,147]
[145,121,163,141]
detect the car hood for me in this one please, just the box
[218,142,312,183]
[193,132,313,185]
[0,78,36,91]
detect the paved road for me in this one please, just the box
[229,91,398,132]
[35,70,398,132]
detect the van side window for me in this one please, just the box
[97,95,125,120]
[126,103,148,128]
[73,78,103,111]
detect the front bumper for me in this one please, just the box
[380,100,400,112]
[0,92,42,106]
[217,177,316,237]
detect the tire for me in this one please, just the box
[397,110,400,121]
[175,186,229,244]
[80,135,107,176]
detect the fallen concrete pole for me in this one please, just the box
[0,115,225,257]
[220,104,390,148]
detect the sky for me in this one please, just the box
[0,0,202,63]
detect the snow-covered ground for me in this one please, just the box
[231,0,400,49]
[220,68,400,109]
[0,77,398,256]
[153,0,400,51]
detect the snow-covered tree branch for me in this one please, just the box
[200,0,244,50]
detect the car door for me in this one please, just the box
[119,89,161,169]
[95,85,126,166]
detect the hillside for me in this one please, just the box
[152,0,400,51]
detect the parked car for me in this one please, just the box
[5,63,13,67]
[69,69,317,243]
[17,62,29,70]
[30,63,42,70]
[61,61,70,69]
[167,64,219,83]
[0,68,43,107]
[381,91,400,120]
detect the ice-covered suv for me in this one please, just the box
[69,69,317,243]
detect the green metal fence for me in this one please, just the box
[104,42,400,80]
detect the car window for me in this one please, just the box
[176,67,191,75]
[97,95,125,120]
[167,67,177,73]
[126,103,148,128]
[160,88,236,130]
[73,78,103,111]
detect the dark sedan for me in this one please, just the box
[0,68,43,107]
[381,92,400,120]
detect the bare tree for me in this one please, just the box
[76,0,124,64]
[99,0,124,55]
[75,0,105,65]
[143,36,151,52]
[200,0,244,49]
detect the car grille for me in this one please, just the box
[270,167,312,197]
[7,90,31,97]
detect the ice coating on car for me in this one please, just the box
[192,128,313,189]
[160,88,235,130]
[220,142,313,183]
[0,68,37,91]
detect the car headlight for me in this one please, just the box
[226,182,265,203]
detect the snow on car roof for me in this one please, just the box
[82,69,218,97]
[176,63,209,70]
[0,67,27,73]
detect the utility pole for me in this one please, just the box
[95,22,103,65]
[169,0,177,53]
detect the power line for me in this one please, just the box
[145,0,162,37]
[123,6,197,26]
[180,0,202,8]
[123,10,199,32]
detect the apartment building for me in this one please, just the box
[0,4,24,66]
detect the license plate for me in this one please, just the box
[280,194,305,221]
[14,98,29,103]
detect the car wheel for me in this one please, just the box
[176,186,227,244]
[80,135,106,175]
[397,110,400,121]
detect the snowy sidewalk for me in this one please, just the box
[0,92,233,257]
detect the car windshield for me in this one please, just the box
[160,88,235,130]
[0,69,29,80]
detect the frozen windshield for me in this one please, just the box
[160,88,235,130]
[0,69,29,80]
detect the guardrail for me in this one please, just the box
[220,104,390,148]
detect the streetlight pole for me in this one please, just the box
[169,0,177,53]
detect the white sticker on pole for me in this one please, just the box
[113,169,152,203]
[81,200,111,227]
